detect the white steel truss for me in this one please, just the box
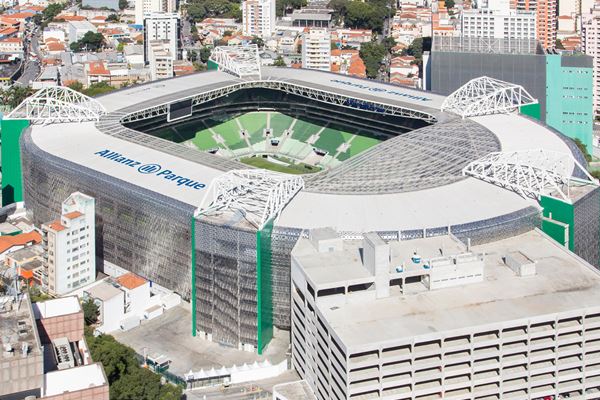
[197,169,304,229]
[462,149,596,201]
[441,76,537,118]
[7,86,106,124]
[209,45,261,79]
[120,80,437,125]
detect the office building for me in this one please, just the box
[143,12,180,65]
[302,28,331,71]
[242,0,275,38]
[148,40,174,80]
[290,228,600,399]
[134,0,176,25]
[41,192,95,296]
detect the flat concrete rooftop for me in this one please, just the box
[300,230,600,350]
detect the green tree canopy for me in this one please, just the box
[119,0,128,9]
[106,13,119,22]
[359,41,385,78]
[199,46,212,63]
[71,31,104,52]
[110,367,162,400]
[276,0,306,17]
[273,55,286,67]
[345,0,388,32]
[82,298,99,326]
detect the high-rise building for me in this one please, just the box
[41,192,96,296]
[134,0,176,25]
[461,8,536,40]
[143,12,180,66]
[583,6,600,116]
[242,0,276,38]
[148,40,174,80]
[302,28,331,71]
[512,0,557,49]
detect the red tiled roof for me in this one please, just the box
[88,61,109,75]
[0,231,41,254]
[58,15,86,21]
[46,42,65,51]
[64,211,83,219]
[0,37,22,44]
[116,272,147,290]
[48,220,66,232]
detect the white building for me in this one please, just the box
[461,8,536,40]
[143,12,179,65]
[67,21,98,43]
[134,0,176,25]
[290,228,600,400]
[302,28,331,71]
[148,40,173,80]
[583,6,600,115]
[41,192,95,296]
[242,0,275,38]
[83,272,166,334]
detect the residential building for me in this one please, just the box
[289,8,332,28]
[461,8,536,40]
[302,28,330,71]
[67,20,97,43]
[242,0,275,38]
[148,39,174,80]
[0,37,23,54]
[41,192,96,296]
[8,244,44,285]
[143,12,179,65]
[290,228,600,399]
[583,6,600,115]
[83,272,162,334]
[0,230,41,262]
[134,0,176,25]
[85,60,111,85]
[512,0,557,50]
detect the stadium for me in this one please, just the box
[2,46,599,354]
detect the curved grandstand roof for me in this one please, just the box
[26,68,583,234]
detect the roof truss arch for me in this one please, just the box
[441,76,537,118]
[462,149,596,201]
[197,169,304,229]
[209,45,262,79]
[6,86,106,124]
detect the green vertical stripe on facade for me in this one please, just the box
[207,60,219,70]
[256,219,274,354]
[540,195,574,251]
[191,215,197,337]
[541,218,569,247]
[1,119,29,206]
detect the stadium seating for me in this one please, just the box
[187,112,383,169]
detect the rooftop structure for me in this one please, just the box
[209,44,261,79]
[441,76,538,118]
[291,228,600,399]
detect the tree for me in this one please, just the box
[116,42,125,51]
[328,0,349,23]
[82,298,99,326]
[556,38,565,50]
[273,55,286,67]
[359,41,386,78]
[71,31,105,52]
[110,368,162,400]
[106,13,120,22]
[276,0,306,17]
[42,3,64,22]
[119,0,128,9]
[83,82,116,97]
[445,0,455,9]
[159,383,183,400]
[574,138,592,162]
[344,0,387,32]
[199,46,212,63]
[87,334,137,384]
[251,36,264,48]
[0,85,34,109]
[67,81,84,92]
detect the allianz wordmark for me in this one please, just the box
[94,149,206,190]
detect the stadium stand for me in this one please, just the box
[238,112,267,144]
[337,134,381,161]
[290,118,322,142]
[269,112,295,136]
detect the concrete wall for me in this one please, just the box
[36,311,84,344]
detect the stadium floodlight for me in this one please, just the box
[462,149,596,201]
[209,44,261,79]
[197,169,304,229]
[6,86,106,124]
[441,76,537,118]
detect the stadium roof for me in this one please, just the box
[27,68,580,234]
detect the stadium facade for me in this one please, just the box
[2,66,599,355]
